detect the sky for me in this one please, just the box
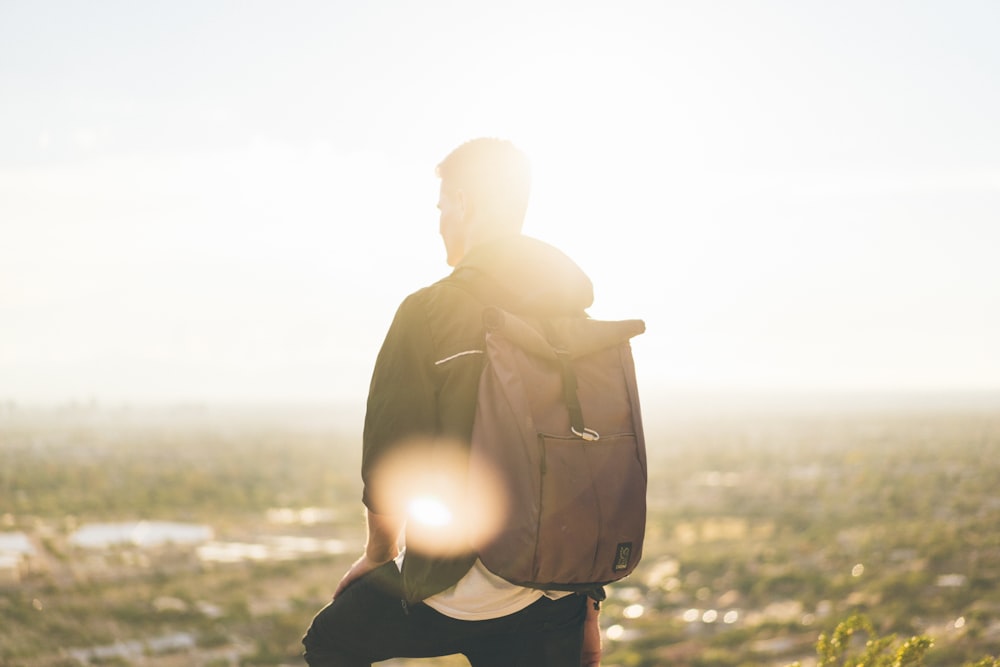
[1,0,999,407]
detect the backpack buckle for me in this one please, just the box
[571,426,601,441]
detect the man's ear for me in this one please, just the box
[455,188,472,223]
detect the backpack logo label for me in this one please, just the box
[613,542,633,572]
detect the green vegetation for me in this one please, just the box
[785,613,998,667]
[0,407,358,523]
[1,398,999,665]
[595,401,1000,666]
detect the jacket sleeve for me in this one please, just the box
[361,293,438,514]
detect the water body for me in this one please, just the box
[69,521,214,549]
[197,536,348,563]
[0,532,35,554]
[67,632,196,663]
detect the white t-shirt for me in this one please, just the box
[396,553,570,621]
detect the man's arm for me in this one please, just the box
[343,295,434,599]
[333,509,404,599]
[581,598,602,666]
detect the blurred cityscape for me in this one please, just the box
[1,394,999,666]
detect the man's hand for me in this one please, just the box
[333,509,403,600]
[581,599,602,666]
[333,553,389,599]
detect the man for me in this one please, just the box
[302,138,602,666]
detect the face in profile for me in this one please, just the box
[437,182,467,267]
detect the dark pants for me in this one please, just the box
[302,562,587,666]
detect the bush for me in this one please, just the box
[787,614,998,667]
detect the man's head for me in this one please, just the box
[436,138,532,267]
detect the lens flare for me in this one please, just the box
[369,438,508,557]
[407,496,453,527]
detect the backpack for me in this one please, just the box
[465,305,647,594]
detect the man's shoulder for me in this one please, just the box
[399,271,480,310]
[390,273,487,347]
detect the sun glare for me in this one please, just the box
[369,439,509,557]
[406,496,454,528]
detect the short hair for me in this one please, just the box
[436,138,532,230]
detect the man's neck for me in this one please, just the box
[463,222,523,257]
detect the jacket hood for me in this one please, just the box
[454,235,594,315]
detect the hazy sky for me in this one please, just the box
[2,0,999,405]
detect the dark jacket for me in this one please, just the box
[361,234,594,603]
